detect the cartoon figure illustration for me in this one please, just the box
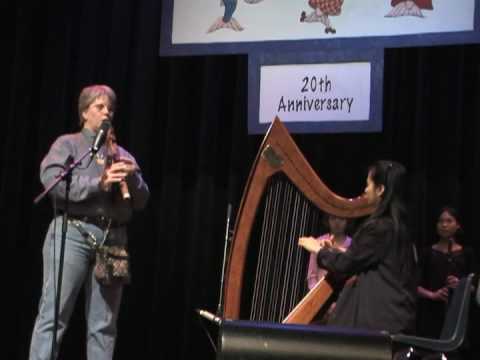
[385,0,433,17]
[207,0,264,33]
[300,0,344,34]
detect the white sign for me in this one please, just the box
[259,62,371,124]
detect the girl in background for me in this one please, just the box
[417,206,477,359]
[303,213,352,323]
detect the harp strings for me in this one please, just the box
[250,176,323,321]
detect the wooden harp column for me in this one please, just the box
[222,117,375,323]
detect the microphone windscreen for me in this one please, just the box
[92,121,112,152]
[100,120,112,133]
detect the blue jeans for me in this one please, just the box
[29,216,126,360]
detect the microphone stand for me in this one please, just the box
[34,147,98,360]
[216,203,233,317]
[196,204,233,354]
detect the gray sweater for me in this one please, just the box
[41,127,149,224]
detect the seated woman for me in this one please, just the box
[299,160,417,334]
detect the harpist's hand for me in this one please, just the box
[318,234,335,250]
[299,236,321,254]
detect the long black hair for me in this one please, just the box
[364,160,414,275]
[368,160,407,231]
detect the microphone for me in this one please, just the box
[196,309,222,325]
[91,120,112,154]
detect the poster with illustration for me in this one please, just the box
[160,0,479,55]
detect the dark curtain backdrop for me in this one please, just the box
[5,1,480,359]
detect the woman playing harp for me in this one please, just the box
[223,119,383,324]
[299,160,417,333]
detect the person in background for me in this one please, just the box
[302,214,352,323]
[417,206,478,359]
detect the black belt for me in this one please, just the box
[66,214,125,229]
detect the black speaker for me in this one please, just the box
[217,320,391,360]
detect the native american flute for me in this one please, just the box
[106,127,131,200]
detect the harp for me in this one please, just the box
[222,117,375,324]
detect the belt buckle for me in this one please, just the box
[95,215,109,228]
[98,215,107,226]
